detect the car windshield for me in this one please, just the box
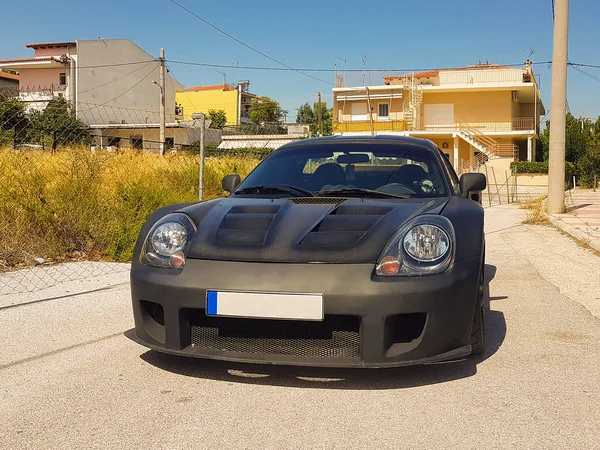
[236,141,449,198]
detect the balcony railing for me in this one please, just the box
[333,120,408,133]
[0,84,67,102]
[423,117,534,132]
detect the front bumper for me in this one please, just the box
[129,257,481,368]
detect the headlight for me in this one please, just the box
[376,216,455,276]
[403,225,450,262]
[141,213,196,269]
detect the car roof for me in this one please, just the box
[280,135,439,151]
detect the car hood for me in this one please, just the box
[180,196,448,264]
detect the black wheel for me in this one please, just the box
[470,254,486,355]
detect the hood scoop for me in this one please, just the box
[216,204,281,246]
[300,203,393,249]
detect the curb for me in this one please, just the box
[548,214,600,253]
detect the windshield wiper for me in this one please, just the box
[234,184,315,197]
[315,188,411,199]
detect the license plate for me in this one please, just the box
[206,290,324,321]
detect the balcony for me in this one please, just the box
[423,117,534,132]
[333,120,408,133]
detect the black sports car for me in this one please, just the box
[127,136,487,368]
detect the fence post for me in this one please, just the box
[198,113,205,201]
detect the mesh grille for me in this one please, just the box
[290,197,346,205]
[190,313,360,358]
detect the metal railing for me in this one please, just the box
[423,117,534,132]
[333,120,408,133]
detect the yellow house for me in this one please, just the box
[332,62,545,173]
[175,81,256,126]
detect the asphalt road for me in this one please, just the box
[1,204,599,449]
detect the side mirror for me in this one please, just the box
[459,173,486,201]
[222,174,241,194]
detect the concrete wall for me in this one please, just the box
[93,125,221,152]
[176,90,239,125]
[18,68,66,89]
[33,45,76,57]
[0,77,18,87]
[420,91,512,125]
[76,39,183,125]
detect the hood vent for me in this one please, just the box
[216,204,281,246]
[300,204,392,249]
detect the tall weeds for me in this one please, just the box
[0,147,259,266]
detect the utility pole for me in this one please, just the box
[365,87,375,136]
[318,92,323,136]
[198,113,206,201]
[547,0,569,214]
[159,48,166,156]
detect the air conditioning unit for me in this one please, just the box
[512,91,519,102]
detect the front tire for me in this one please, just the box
[470,254,486,355]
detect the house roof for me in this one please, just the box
[184,84,236,92]
[0,71,19,81]
[384,64,513,84]
[0,56,61,64]
[25,41,76,49]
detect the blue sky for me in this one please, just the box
[2,0,599,122]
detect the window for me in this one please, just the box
[165,137,174,149]
[108,137,121,147]
[378,103,389,119]
[238,142,449,197]
[130,135,143,150]
[59,73,66,85]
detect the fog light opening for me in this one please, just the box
[379,256,400,275]
[169,251,186,269]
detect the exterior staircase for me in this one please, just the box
[403,74,423,131]
[456,120,518,175]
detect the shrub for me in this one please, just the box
[576,146,600,188]
[510,161,576,179]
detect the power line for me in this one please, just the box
[166,59,552,73]
[78,64,158,110]
[77,61,157,94]
[169,0,331,86]
[568,62,600,69]
[570,64,600,83]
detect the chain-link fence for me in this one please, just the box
[0,92,284,294]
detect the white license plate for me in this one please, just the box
[206,290,324,321]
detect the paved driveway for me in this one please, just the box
[1,204,599,449]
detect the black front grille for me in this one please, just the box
[190,313,361,358]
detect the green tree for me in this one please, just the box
[207,108,227,129]
[249,96,287,125]
[0,95,28,144]
[540,113,591,163]
[28,97,91,148]
[539,113,600,187]
[296,101,333,136]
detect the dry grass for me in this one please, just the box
[0,146,260,267]
[520,197,551,225]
